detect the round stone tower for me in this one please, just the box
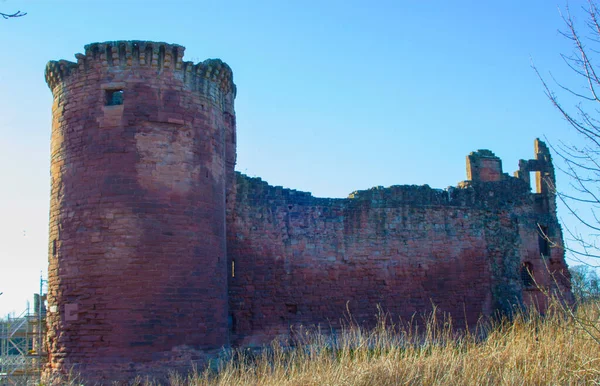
[44,41,236,381]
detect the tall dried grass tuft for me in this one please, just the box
[169,297,599,386]
[50,297,599,385]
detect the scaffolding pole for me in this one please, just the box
[0,276,47,386]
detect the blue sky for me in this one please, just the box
[0,0,593,315]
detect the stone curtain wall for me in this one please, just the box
[228,179,492,346]
[228,163,572,346]
[45,42,236,381]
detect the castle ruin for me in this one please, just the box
[44,41,572,382]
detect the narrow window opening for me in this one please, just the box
[229,314,236,333]
[538,225,550,257]
[529,171,540,193]
[52,239,57,257]
[286,304,298,314]
[521,262,535,288]
[105,89,123,106]
[231,260,235,278]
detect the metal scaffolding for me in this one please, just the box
[0,277,47,385]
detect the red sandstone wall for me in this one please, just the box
[230,180,497,345]
[228,175,572,346]
[516,196,572,310]
[45,42,235,380]
[478,159,503,182]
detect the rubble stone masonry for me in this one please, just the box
[228,149,571,345]
[44,41,572,383]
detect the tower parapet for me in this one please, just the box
[45,41,235,113]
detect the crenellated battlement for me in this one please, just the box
[45,60,78,92]
[45,41,236,97]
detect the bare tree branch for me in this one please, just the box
[532,1,600,270]
[0,10,26,19]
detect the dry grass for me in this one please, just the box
[49,298,599,385]
[165,299,600,386]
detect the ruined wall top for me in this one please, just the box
[466,149,504,182]
[534,138,551,161]
[469,149,496,158]
[44,41,236,97]
[236,139,555,211]
[235,172,531,212]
